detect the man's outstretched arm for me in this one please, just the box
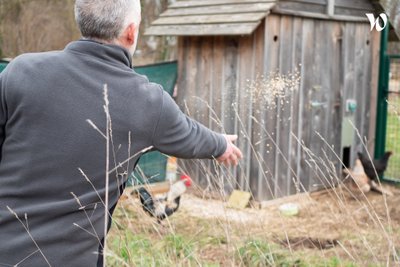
[152,90,242,166]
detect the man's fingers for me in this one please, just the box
[225,134,238,143]
[232,144,243,159]
[217,134,243,167]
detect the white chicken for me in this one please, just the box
[347,159,371,193]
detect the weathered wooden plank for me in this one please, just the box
[176,37,200,187]
[328,21,344,183]
[308,20,328,191]
[237,33,255,192]
[342,22,356,165]
[335,0,374,10]
[186,37,202,186]
[170,0,276,8]
[263,14,281,199]
[334,7,375,17]
[152,13,267,26]
[195,37,212,128]
[210,36,224,133]
[367,30,381,155]
[161,3,275,17]
[289,16,303,195]
[276,15,295,197]
[221,37,239,193]
[193,37,215,190]
[352,23,367,164]
[221,37,239,135]
[360,25,373,153]
[249,21,266,200]
[272,7,369,22]
[298,18,315,192]
[209,36,225,192]
[290,0,327,4]
[145,22,261,36]
[176,37,187,108]
[319,21,340,187]
[277,1,328,14]
[352,23,372,157]
[203,37,221,190]
[327,0,334,16]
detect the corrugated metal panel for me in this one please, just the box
[176,15,376,201]
[145,0,275,36]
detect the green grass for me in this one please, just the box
[107,231,197,266]
[234,239,363,267]
[236,239,303,267]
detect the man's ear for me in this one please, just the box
[126,23,136,45]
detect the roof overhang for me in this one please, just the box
[145,0,276,36]
[372,0,400,41]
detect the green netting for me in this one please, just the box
[0,59,178,185]
[385,58,400,181]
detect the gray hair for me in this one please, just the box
[74,0,140,41]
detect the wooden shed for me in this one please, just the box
[145,0,400,200]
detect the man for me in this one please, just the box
[0,0,242,266]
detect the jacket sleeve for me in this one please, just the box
[152,90,226,159]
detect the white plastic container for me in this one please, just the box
[278,203,299,216]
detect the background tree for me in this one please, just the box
[0,0,176,64]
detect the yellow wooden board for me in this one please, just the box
[227,190,252,209]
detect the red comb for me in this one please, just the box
[180,174,192,187]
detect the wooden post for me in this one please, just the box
[327,0,335,17]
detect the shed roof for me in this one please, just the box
[145,0,400,40]
[144,0,276,36]
[374,0,400,41]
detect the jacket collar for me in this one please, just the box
[65,39,133,68]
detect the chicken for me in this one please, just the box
[138,175,191,223]
[344,159,371,193]
[343,159,393,196]
[357,151,392,181]
[138,187,181,222]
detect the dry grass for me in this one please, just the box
[107,183,400,266]
[106,70,400,266]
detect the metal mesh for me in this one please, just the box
[385,59,400,180]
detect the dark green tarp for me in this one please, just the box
[0,60,8,72]
[0,60,178,185]
[130,61,178,185]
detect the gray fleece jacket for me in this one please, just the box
[0,40,226,266]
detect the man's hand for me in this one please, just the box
[217,135,243,166]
